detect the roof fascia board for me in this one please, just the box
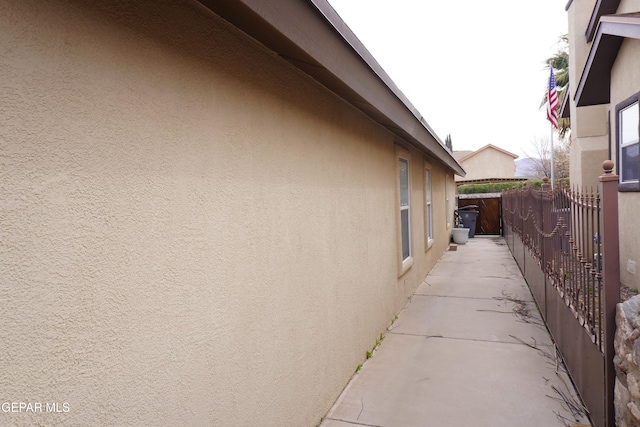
[196,0,464,175]
[565,0,574,11]
[585,0,621,42]
[575,16,640,106]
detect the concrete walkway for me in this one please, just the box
[321,237,592,427]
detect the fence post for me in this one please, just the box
[600,160,620,427]
[541,177,552,318]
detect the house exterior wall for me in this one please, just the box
[619,0,640,13]
[567,0,609,188]
[609,38,640,289]
[454,148,515,181]
[0,0,454,425]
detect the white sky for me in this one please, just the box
[326,0,568,158]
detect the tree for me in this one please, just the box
[444,133,453,151]
[541,35,570,139]
[523,136,570,180]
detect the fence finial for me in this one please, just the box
[603,160,614,174]
[541,176,551,191]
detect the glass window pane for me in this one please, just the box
[622,143,640,182]
[401,208,410,260]
[425,169,432,239]
[621,103,639,146]
[399,158,409,206]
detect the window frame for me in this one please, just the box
[424,166,434,250]
[399,157,411,262]
[616,92,640,192]
[396,146,413,276]
[445,174,451,229]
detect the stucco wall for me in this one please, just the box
[0,0,452,425]
[567,0,610,189]
[618,0,640,14]
[455,148,515,181]
[610,38,640,290]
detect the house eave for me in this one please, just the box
[575,15,640,107]
[195,0,465,176]
[585,0,621,42]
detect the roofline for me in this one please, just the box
[195,0,465,176]
[565,0,574,12]
[564,0,573,12]
[575,14,640,107]
[585,0,621,42]
[458,144,519,162]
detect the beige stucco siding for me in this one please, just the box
[455,149,515,181]
[0,0,451,425]
[566,0,609,188]
[618,0,640,14]
[609,38,640,289]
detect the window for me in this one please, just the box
[399,157,411,261]
[617,93,640,191]
[425,168,433,243]
[445,175,451,227]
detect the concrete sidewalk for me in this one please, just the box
[321,237,592,427]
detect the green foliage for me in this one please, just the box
[457,178,570,195]
[457,181,532,194]
[541,35,571,139]
[444,133,453,151]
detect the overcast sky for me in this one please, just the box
[326,0,568,158]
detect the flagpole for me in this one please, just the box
[550,122,555,190]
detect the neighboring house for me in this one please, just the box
[563,0,640,291]
[453,144,519,183]
[0,1,464,426]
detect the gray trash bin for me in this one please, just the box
[458,205,479,238]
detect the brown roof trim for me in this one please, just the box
[575,14,640,107]
[585,0,621,42]
[565,0,574,11]
[195,0,465,176]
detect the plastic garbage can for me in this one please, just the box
[458,205,479,238]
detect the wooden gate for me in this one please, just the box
[457,194,502,235]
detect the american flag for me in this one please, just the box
[547,66,559,129]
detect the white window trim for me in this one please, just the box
[445,175,451,229]
[424,166,434,251]
[396,146,413,276]
[619,100,639,184]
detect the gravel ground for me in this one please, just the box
[621,284,639,302]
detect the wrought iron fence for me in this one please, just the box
[501,163,620,427]
[502,181,604,348]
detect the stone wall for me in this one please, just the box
[614,296,640,426]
